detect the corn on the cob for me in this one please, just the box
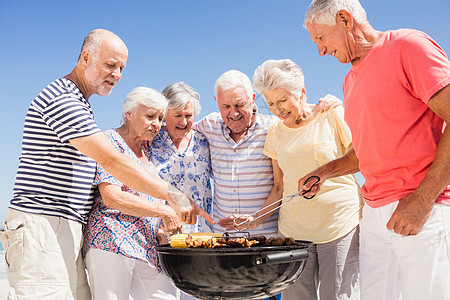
[170,232,222,248]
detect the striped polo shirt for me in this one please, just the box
[194,112,279,237]
[9,78,100,223]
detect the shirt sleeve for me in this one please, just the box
[400,31,450,103]
[330,107,353,152]
[93,131,122,187]
[42,95,100,142]
[94,163,121,186]
[263,123,277,160]
[193,116,206,136]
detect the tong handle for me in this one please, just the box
[301,175,321,199]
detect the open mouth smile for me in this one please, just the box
[279,112,290,119]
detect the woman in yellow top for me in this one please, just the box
[234,59,363,300]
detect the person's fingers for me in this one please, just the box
[175,225,183,235]
[387,217,405,235]
[299,179,314,191]
[399,226,411,236]
[184,212,195,225]
[180,211,189,224]
[218,220,233,227]
[196,205,216,225]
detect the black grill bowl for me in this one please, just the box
[156,241,310,300]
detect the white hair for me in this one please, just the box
[161,82,201,118]
[121,87,167,124]
[303,0,367,27]
[253,59,305,96]
[214,70,254,100]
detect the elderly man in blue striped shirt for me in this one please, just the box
[195,70,340,238]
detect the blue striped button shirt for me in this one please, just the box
[9,78,100,223]
[194,112,279,237]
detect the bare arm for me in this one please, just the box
[70,132,215,225]
[98,182,183,235]
[387,84,450,236]
[218,158,284,231]
[298,146,360,198]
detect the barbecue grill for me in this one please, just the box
[156,240,310,299]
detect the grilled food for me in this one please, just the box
[170,232,222,248]
[178,234,296,248]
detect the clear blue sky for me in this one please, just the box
[1,0,449,218]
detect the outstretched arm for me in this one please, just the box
[298,146,360,198]
[98,182,183,236]
[70,132,215,226]
[387,84,450,236]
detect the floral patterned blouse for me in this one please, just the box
[151,129,213,233]
[83,129,163,271]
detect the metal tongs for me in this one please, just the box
[233,176,321,231]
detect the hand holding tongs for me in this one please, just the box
[233,175,321,231]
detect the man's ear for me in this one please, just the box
[336,9,354,30]
[79,50,92,69]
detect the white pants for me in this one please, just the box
[0,209,91,300]
[360,202,450,300]
[85,248,177,300]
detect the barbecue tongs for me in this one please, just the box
[233,175,321,231]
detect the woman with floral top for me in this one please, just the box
[83,87,182,300]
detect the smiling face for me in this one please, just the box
[306,20,356,64]
[263,87,306,128]
[84,37,128,96]
[126,103,164,142]
[165,100,195,142]
[215,86,255,136]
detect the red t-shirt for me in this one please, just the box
[344,29,450,208]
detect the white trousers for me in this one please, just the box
[360,202,450,300]
[0,209,90,300]
[85,248,177,300]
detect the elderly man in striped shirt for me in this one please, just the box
[195,70,339,238]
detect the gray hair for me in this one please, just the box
[253,59,305,96]
[161,82,202,118]
[303,0,367,27]
[78,30,104,62]
[214,70,254,100]
[121,87,167,124]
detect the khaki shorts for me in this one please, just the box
[0,209,91,300]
